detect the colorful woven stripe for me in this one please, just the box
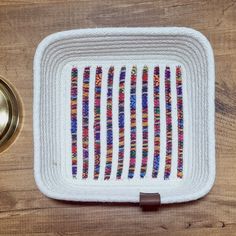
[104,66,114,180]
[82,67,90,179]
[71,67,78,178]
[152,66,160,178]
[116,66,126,179]
[140,66,148,178]
[164,66,172,179]
[128,66,137,179]
[94,66,102,179]
[176,66,184,178]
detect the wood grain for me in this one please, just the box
[0,0,236,235]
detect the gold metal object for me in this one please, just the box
[0,76,21,153]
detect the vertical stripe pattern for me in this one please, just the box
[116,66,126,179]
[140,66,148,178]
[71,67,78,178]
[152,66,161,178]
[94,66,102,179]
[128,66,137,178]
[70,65,184,180]
[176,66,184,178]
[105,66,114,180]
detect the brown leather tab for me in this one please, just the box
[139,193,161,211]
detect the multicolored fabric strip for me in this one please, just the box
[116,66,126,179]
[164,66,172,179]
[128,66,137,179]
[140,66,148,178]
[104,66,114,180]
[176,66,184,178]
[152,66,161,178]
[94,66,102,179]
[82,67,90,179]
[71,67,78,178]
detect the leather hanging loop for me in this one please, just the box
[139,192,161,211]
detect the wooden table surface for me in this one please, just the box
[0,0,236,235]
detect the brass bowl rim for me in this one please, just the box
[0,75,22,153]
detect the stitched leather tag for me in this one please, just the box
[139,193,161,211]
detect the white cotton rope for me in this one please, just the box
[34,27,215,204]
